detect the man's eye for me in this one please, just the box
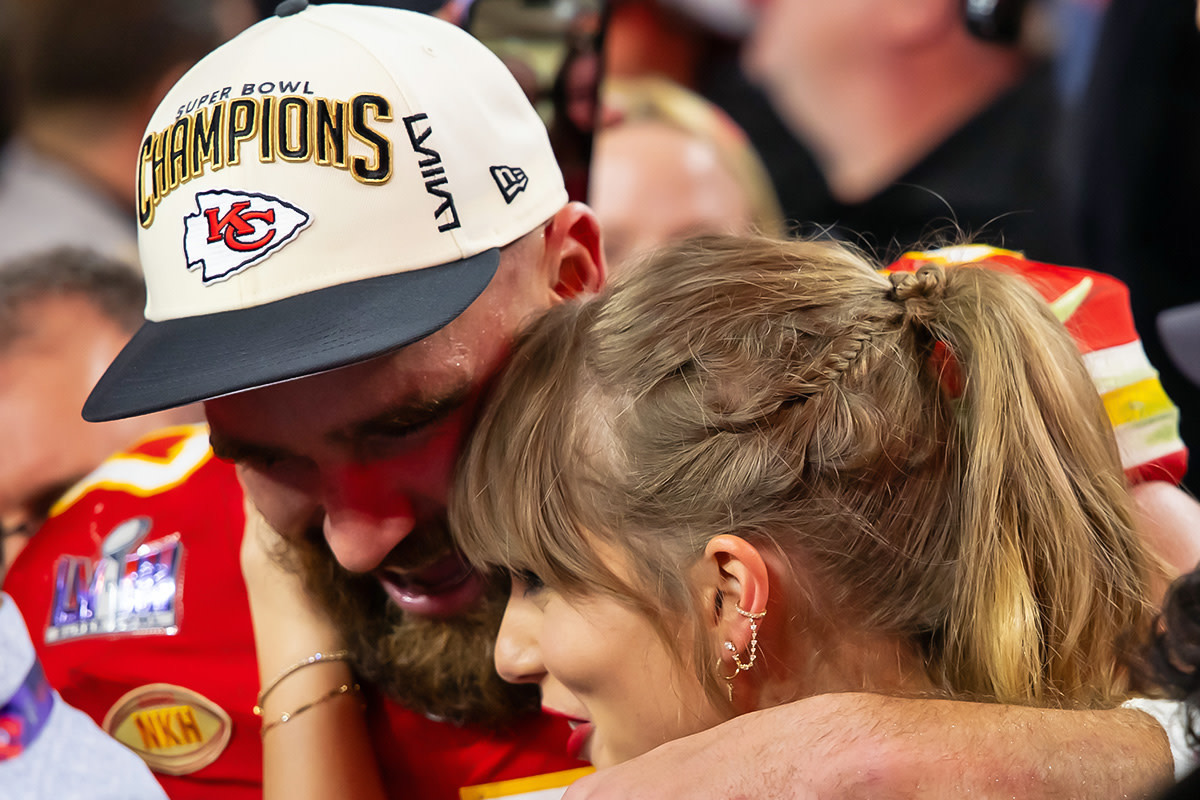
[242,454,284,470]
[356,432,417,460]
[3,479,82,540]
[1,517,34,541]
[243,453,313,479]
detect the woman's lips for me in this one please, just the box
[565,721,594,763]
[376,554,484,617]
[542,707,594,763]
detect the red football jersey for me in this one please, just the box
[3,424,582,799]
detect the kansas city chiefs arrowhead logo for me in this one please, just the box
[183,189,311,284]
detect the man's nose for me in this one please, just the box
[320,462,416,573]
[494,589,546,686]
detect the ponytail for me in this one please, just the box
[902,263,1153,706]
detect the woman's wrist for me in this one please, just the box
[254,657,357,721]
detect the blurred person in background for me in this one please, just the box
[0,249,199,583]
[591,75,783,272]
[740,0,1077,263]
[0,0,254,266]
[601,0,832,238]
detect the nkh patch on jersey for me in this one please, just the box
[103,683,233,776]
[183,189,311,283]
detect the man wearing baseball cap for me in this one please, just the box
[81,3,1176,797]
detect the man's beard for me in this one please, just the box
[281,524,539,730]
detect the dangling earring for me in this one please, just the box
[722,603,766,700]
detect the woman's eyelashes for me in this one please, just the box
[513,568,546,596]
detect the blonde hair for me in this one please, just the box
[601,75,785,237]
[452,234,1154,712]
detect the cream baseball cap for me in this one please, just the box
[84,1,566,421]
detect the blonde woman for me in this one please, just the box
[452,234,1161,769]
[591,76,785,272]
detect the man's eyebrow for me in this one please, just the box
[208,433,291,464]
[335,385,474,443]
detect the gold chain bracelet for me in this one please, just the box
[254,649,352,714]
[259,682,361,737]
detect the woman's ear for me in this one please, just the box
[700,534,770,650]
[541,201,606,301]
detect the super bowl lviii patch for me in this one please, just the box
[46,517,183,643]
[103,684,232,775]
[460,767,595,799]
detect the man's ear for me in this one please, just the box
[541,201,607,301]
[699,534,770,650]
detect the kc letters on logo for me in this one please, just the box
[183,189,311,283]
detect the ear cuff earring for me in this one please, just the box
[722,603,766,701]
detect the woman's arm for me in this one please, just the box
[240,498,386,800]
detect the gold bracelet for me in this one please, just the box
[254,649,351,713]
[259,682,361,737]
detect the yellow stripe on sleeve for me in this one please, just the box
[1101,376,1177,427]
[460,768,596,800]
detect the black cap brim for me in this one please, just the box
[83,249,499,421]
[1159,301,1200,388]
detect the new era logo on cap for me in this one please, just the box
[183,189,312,284]
[490,165,529,204]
